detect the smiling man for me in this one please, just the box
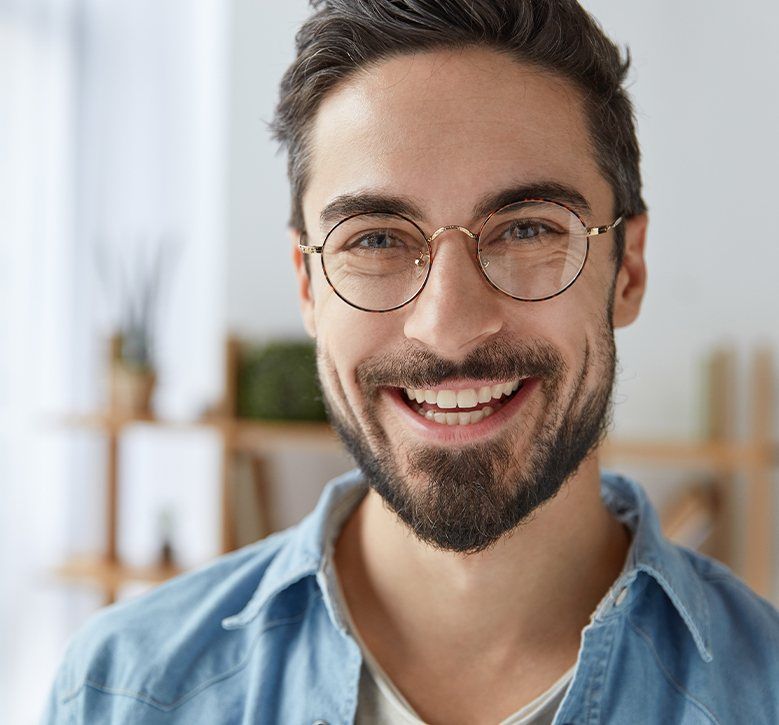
[44,2,779,724]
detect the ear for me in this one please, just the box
[611,213,648,329]
[290,227,317,338]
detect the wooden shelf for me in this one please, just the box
[53,410,343,597]
[602,438,776,470]
[202,416,341,452]
[54,555,183,590]
[57,413,341,453]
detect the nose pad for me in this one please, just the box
[414,252,430,271]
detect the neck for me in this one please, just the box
[334,454,632,661]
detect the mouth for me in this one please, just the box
[382,376,537,443]
[402,379,525,425]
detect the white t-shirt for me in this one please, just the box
[355,652,574,725]
[332,570,577,725]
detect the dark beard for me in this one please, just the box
[318,325,616,555]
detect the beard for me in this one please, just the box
[318,319,617,555]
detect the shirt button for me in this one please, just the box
[312,720,329,725]
[614,586,629,607]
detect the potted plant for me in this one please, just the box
[236,339,327,421]
[96,237,178,417]
[108,331,156,417]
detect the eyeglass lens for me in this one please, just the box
[321,201,589,312]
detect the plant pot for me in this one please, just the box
[110,363,156,417]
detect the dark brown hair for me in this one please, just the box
[272,0,646,262]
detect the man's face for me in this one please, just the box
[294,48,645,553]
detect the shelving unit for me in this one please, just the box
[53,342,777,604]
[54,413,339,604]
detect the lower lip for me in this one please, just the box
[384,379,538,445]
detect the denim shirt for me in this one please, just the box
[43,470,779,724]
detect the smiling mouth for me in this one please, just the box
[398,378,526,426]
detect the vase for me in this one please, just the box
[109,363,156,417]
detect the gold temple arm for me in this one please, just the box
[299,244,323,254]
[586,215,623,237]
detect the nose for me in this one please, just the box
[403,227,504,357]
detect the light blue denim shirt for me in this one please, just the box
[44,470,779,724]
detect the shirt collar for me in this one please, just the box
[221,468,712,663]
[599,471,713,662]
[221,469,366,630]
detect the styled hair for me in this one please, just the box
[272,0,646,262]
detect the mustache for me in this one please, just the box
[355,336,567,394]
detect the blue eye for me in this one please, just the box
[505,222,551,240]
[342,230,413,255]
[356,232,398,249]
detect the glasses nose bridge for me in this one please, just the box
[424,224,481,270]
[427,224,478,244]
[419,223,487,293]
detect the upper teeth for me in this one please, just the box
[403,379,522,409]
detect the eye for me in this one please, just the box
[343,229,412,254]
[502,220,555,242]
[354,231,400,249]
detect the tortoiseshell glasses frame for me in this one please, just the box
[299,198,623,313]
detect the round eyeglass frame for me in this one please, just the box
[299,197,624,313]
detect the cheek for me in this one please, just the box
[541,254,615,347]
[517,293,606,374]
[548,296,615,388]
[314,298,403,397]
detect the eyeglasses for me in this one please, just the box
[299,198,623,313]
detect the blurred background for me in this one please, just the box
[2,1,778,722]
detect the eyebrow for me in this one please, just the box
[318,181,593,232]
[319,193,425,231]
[472,182,592,220]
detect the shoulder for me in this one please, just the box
[621,545,779,722]
[679,547,779,696]
[682,549,779,720]
[682,547,779,668]
[46,527,301,715]
[680,547,779,636]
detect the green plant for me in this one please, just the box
[236,340,326,421]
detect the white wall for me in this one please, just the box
[0,5,81,722]
[224,0,312,339]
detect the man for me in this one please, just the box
[45,1,779,723]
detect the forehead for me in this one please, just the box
[304,47,612,228]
